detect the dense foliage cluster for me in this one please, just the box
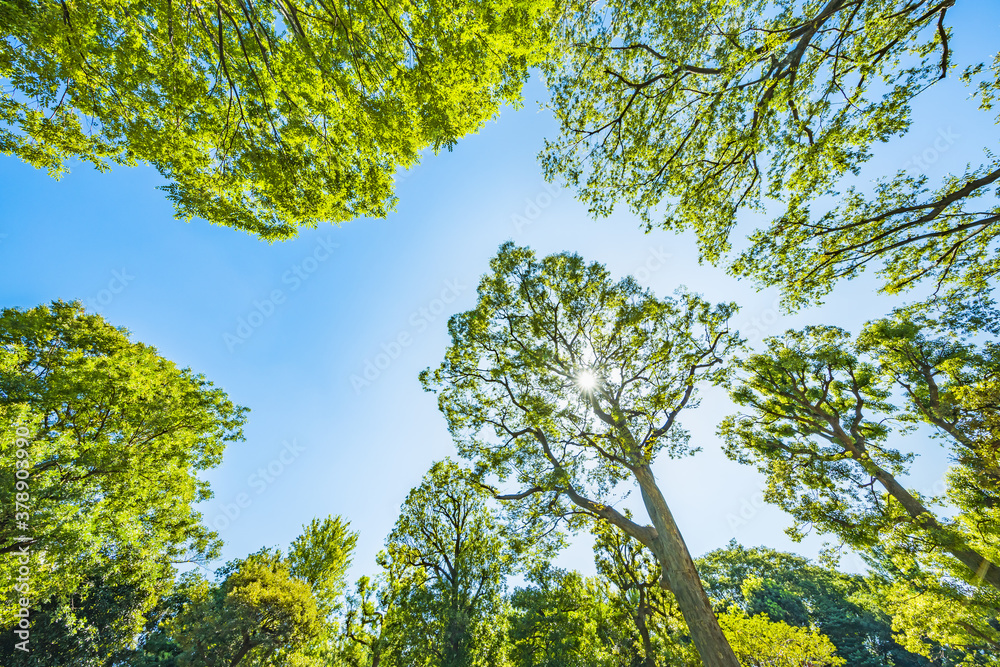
[543,0,1000,307]
[0,0,555,238]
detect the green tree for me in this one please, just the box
[697,541,930,666]
[859,305,1000,575]
[281,515,360,667]
[721,316,1000,587]
[0,544,166,667]
[719,306,1000,654]
[0,301,246,634]
[166,553,321,667]
[420,243,743,666]
[868,552,1000,664]
[380,459,517,667]
[340,573,399,667]
[288,515,358,617]
[508,565,613,667]
[129,513,356,667]
[717,610,844,667]
[542,0,999,306]
[1,0,554,238]
[592,519,697,667]
[122,571,207,667]
[861,306,1000,660]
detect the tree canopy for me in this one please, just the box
[3,0,1000,661]
[508,564,614,667]
[0,0,554,238]
[379,459,517,667]
[717,610,844,667]
[720,303,1000,659]
[123,515,356,667]
[0,300,246,632]
[421,242,743,666]
[698,541,930,666]
[591,519,698,667]
[168,554,321,667]
[0,545,163,667]
[721,307,1000,587]
[542,0,999,306]
[288,515,358,617]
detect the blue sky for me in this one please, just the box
[2,2,999,584]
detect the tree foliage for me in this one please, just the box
[340,573,397,667]
[0,0,554,238]
[698,541,930,666]
[288,515,358,617]
[421,242,743,666]
[174,554,320,667]
[871,554,1000,664]
[718,610,844,667]
[0,546,164,667]
[0,300,246,632]
[592,518,696,667]
[508,565,614,667]
[720,304,1000,656]
[126,515,355,667]
[379,460,517,667]
[542,0,999,305]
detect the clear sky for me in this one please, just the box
[2,1,999,584]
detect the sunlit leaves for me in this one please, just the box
[0,300,246,630]
[721,304,1000,653]
[542,0,997,305]
[0,0,555,237]
[719,610,845,667]
[421,242,740,525]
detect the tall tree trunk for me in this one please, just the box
[872,466,1000,589]
[634,464,740,667]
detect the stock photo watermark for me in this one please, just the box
[83,267,134,311]
[740,296,783,344]
[208,439,306,533]
[902,126,959,172]
[350,279,468,394]
[725,489,768,531]
[631,246,672,283]
[224,236,339,351]
[11,424,32,653]
[511,182,562,234]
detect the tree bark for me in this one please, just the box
[872,466,1000,590]
[634,586,657,667]
[633,464,741,667]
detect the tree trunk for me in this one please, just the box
[633,465,741,667]
[873,467,1000,590]
[634,587,657,667]
[228,634,257,667]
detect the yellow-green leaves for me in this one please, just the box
[542,0,995,306]
[380,459,517,667]
[722,305,1000,655]
[288,515,359,616]
[718,610,845,667]
[0,301,246,635]
[421,242,741,513]
[169,555,322,667]
[1,0,555,238]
